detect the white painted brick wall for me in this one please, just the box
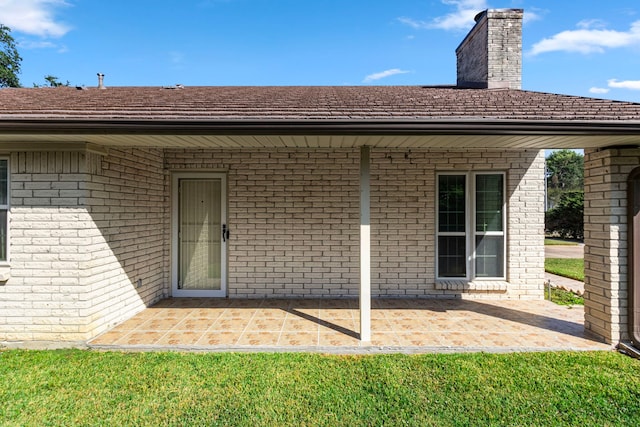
[2,152,91,341]
[371,149,544,299]
[166,149,360,298]
[81,148,167,337]
[0,149,167,342]
[165,148,544,300]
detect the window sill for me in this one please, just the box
[0,266,9,282]
[435,280,508,292]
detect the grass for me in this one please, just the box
[545,258,585,282]
[545,238,580,246]
[1,350,639,426]
[545,286,584,306]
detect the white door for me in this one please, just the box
[172,173,227,297]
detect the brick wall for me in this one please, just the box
[584,148,640,343]
[165,149,361,298]
[2,152,91,341]
[371,149,544,299]
[82,148,167,337]
[0,149,167,342]
[166,148,544,299]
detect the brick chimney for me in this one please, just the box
[456,9,523,89]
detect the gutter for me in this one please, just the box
[2,118,640,136]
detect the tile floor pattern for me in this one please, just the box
[89,298,612,352]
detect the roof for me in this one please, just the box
[1,85,640,150]
[2,85,640,120]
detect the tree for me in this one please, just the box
[545,191,584,240]
[546,149,584,209]
[34,75,70,88]
[545,150,584,239]
[0,24,21,88]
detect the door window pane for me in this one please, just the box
[438,175,466,233]
[476,174,503,232]
[438,236,466,278]
[475,235,504,277]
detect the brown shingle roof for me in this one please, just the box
[2,85,640,121]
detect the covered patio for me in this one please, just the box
[89,298,610,352]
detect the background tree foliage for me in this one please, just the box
[545,191,584,240]
[34,75,70,88]
[546,149,584,209]
[545,150,584,239]
[0,24,21,88]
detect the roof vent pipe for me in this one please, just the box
[97,73,106,89]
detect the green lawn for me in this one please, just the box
[545,286,584,305]
[545,258,585,282]
[545,238,580,246]
[1,350,639,426]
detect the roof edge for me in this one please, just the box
[2,118,640,136]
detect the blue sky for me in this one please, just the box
[1,0,640,103]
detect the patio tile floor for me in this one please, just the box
[88,298,612,353]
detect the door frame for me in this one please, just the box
[171,172,228,297]
[628,167,640,347]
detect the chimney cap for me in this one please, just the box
[474,8,524,22]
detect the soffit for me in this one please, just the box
[0,132,638,150]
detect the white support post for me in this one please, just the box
[360,146,372,342]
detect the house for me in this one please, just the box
[0,9,639,348]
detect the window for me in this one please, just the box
[437,172,505,280]
[0,159,8,262]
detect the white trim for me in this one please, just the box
[436,171,506,281]
[471,172,506,280]
[435,172,469,280]
[434,280,508,291]
[171,172,227,297]
[0,157,9,266]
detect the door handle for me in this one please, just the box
[222,224,230,242]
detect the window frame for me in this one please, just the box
[0,157,9,265]
[436,171,506,281]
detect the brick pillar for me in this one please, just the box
[584,148,640,343]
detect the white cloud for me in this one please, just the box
[18,39,68,53]
[397,17,426,30]
[589,87,610,94]
[363,69,410,83]
[577,19,607,30]
[523,10,543,25]
[0,0,71,38]
[430,0,488,31]
[608,79,640,90]
[398,0,487,32]
[530,20,640,55]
